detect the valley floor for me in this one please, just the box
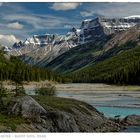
[56,83,140,98]
[4,82,140,98]
[56,83,140,92]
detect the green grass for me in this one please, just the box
[0,85,29,131]
[0,114,28,131]
[33,95,96,115]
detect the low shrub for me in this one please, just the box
[35,84,56,96]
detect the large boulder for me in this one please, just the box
[8,96,79,132]
[9,96,47,122]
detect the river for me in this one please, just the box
[25,83,140,118]
[56,90,140,118]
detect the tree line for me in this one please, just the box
[0,50,70,83]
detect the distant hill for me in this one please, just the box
[70,44,140,85]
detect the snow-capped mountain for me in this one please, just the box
[9,32,78,65]
[0,44,12,52]
[7,16,140,66]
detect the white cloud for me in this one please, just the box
[0,3,81,40]
[0,13,80,40]
[7,22,24,30]
[87,3,140,18]
[0,34,19,47]
[80,11,95,17]
[2,13,79,30]
[51,3,82,11]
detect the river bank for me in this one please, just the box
[54,84,140,118]
[3,82,140,117]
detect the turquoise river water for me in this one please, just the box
[56,90,140,118]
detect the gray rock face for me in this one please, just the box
[122,115,140,126]
[100,17,140,34]
[45,111,80,132]
[8,96,121,132]
[9,33,78,66]
[9,96,47,122]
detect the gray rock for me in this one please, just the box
[46,111,80,132]
[71,108,120,132]
[123,115,140,126]
[8,96,121,132]
[9,96,47,122]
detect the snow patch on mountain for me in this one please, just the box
[124,15,140,19]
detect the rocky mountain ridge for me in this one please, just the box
[45,25,140,73]
[6,16,140,66]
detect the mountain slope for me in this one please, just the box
[9,17,107,65]
[46,26,140,74]
[70,44,140,85]
[6,16,140,66]
[45,37,110,73]
[0,49,67,82]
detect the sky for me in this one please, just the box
[0,2,140,47]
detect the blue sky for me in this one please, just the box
[0,2,140,46]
